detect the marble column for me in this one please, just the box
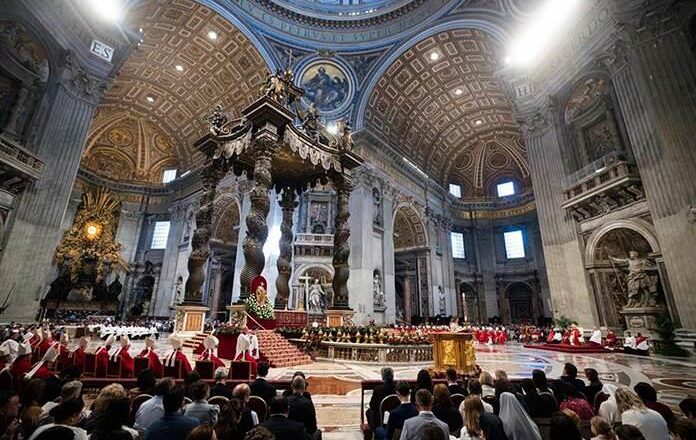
[332,173,353,309]
[275,188,297,309]
[347,172,373,322]
[519,103,595,327]
[209,255,223,318]
[600,18,696,328]
[0,56,107,321]
[239,148,272,300]
[382,185,398,323]
[152,203,187,316]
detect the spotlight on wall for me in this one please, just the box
[146,96,155,103]
[175,64,184,72]
[474,119,483,126]
[454,88,463,96]
[207,30,218,40]
[430,52,440,61]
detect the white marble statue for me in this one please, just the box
[307,279,326,313]
[373,273,385,308]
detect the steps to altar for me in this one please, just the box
[256,330,312,368]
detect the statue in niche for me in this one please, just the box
[372,188,383,227]
[609,250,660,308]
[373,272,385,308]
[438,286,446,316]
[307,279,326,313]
[107,274,122,302]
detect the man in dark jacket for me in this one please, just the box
[262,396,308,440]
[446,368,468,397]
[383,381,418,440]
[251,362,277,404]
[145,388,199,440]
[209,367,233,399]
[287,376,320,439]
[369,367,396,429]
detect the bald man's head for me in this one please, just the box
[232,383,251,402]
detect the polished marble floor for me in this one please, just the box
[90,337,696,438]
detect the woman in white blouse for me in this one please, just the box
[615,388,669,440]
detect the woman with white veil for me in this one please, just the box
[498,392,542,440]
[598,384,621,423]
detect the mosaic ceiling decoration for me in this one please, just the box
[364,29,531,199]
[87,0,268,179]
[82,109,177,184]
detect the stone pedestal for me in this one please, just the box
[174,304,209,335]
[620,307,665,340]
[326,309,355,327]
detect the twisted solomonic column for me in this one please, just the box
[239,147,273,299]
[184,159,227,302]
[275,188,297,309]
[332,175,353,308]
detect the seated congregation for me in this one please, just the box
[365,365,695,440]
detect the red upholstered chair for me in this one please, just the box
[247,396,267,421]
[107,358,121,378]
[229,361,251,380]
[208,396,229,407]
[451,393,466,409]
[130,394,152,425]
[163,359,183,379]
[134,357,150,378]
[83,353,97,377]
[195,361,214,380]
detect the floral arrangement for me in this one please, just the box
[280,324,437,345]
[214,323,241,336]
[244,294,275,319]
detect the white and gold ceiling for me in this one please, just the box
[81,0,532,200]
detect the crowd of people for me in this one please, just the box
[0,358,324,440]
[367,364,695,440]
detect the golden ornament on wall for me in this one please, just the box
[54,187,127,281]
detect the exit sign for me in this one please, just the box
[90,39,114,62]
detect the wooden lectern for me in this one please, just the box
[432,332,476,375]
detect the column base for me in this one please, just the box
[620,306,665,340]
[174,304,209,336]
[326,309,355,327]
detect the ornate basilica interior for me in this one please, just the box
[1,0,695,343]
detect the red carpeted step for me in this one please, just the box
[256,330,311,368]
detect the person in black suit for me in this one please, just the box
[556,362,587,398]
[251,362,277,405]
[261,396,308,440]
[446,368,468,397]
[287,376,320,439]
[369,367,396,430]
[381,381,418,440]
[209,367,233,399]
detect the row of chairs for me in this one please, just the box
[75,356,254,380]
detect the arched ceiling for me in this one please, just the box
[364,28,531,199]
[82,0,269,182]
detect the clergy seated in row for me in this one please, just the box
[10,335,34,379]
[139,336,163,377]
[110,336,135,378]
[25,344,60,380]
[198,335,225,369]
[66,336,89,369]
[234,327,258,375]
[623,331,650,356]
[94,335,115,378]
[163,335,192,377]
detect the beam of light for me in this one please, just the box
[506,0,580,67]
[86,0,122,22]
[263,223,282,261]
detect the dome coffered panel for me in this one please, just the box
[364,28,530,199]
[82,109,178,184]
[90,0,269,176]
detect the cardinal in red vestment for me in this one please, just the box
[198,335,225,369]
[112,336,134,378]
[95,335,115,378]
[26,344,59,380]
[234,327,258,375]
[139,336,163,378]
[37,328,53,354]
[604,329,617,349]
[56,333,70,371]
[569,325,582,346]
[164,335,191,376]
[68,336,89,369]
[28,329,41,348]
[10,335,34,380]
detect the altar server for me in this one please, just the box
[139,336,163,377]
[634,333,650,356]
[111,335,135,377]
[199,335,225,369]
[623,331,637,354]
[589,327,603,347]
[234,327,258,373]
[164,335,191,375]
[95,335,115,378]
